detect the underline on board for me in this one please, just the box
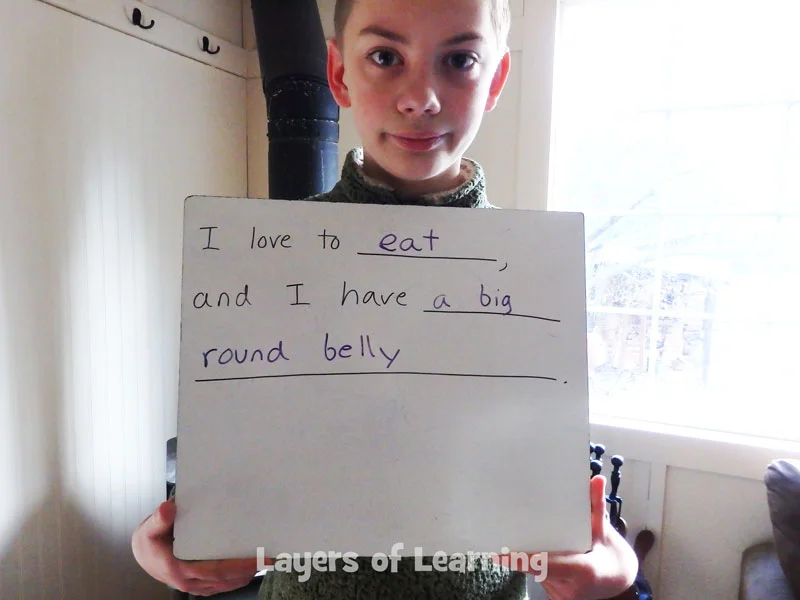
[195,372,560,383]
[422,310,562,323]
[356,252,497,262]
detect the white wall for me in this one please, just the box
[0,2,246,598]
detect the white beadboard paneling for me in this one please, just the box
[516,0,556,210]
[1,1,246,598]
[0,258,17,578]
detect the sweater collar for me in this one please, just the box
[336,148,491,208]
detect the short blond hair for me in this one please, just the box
[333,0,511,50]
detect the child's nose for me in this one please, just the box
[396,70,442,116]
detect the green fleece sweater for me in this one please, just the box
[257,149,526,600]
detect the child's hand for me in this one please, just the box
[538,475,638,599]
[131,497,262,596]
[498,475,639,600]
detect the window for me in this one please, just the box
[549,0,800,441]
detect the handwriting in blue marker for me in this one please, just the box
[480,284,513,314]
[379,229,440,253]
[202,343,289,368]
[324,333,400,369]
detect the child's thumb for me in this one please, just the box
[589,474,607,541]
[147,498,177,537]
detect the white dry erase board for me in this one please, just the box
[174,196,591,560]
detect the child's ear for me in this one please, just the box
[327,39,351,108]
[484,50,511,112]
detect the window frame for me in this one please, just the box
[518,0,800,467]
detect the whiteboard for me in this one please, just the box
[174,196,591,560]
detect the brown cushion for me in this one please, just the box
[765,459,800,598]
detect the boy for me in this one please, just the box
[132,0,638,598]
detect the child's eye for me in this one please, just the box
[368,50,402,67]
[447,53,477,70]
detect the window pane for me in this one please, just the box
[651,319,800,440]
[588,312,652,413]
[587,215,661,310]
[658,216,779,316]
[669,0,800,106]
[557,0,671,113]
[775,217,800,278]
[662,107,785,214]
[552,114,669,213]
[553,0,800,440]
[785,106,800,209]
[591,316,800,439]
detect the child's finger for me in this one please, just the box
[544,550,591,577]
[181,557,260,583]
[589,475,607,541]
[540,576,578,600]
[140,498,177,538]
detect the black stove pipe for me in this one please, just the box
[250,1,340,199]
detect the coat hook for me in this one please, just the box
[202,36,220,55]
[132,7,155,30]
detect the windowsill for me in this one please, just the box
[589,414,800,481]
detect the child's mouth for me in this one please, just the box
[388,133,447,152]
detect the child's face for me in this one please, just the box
[328,0,510,197]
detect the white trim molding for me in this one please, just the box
[38,0,248,77]
[515,0,557,210]
[591,415,800,482]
